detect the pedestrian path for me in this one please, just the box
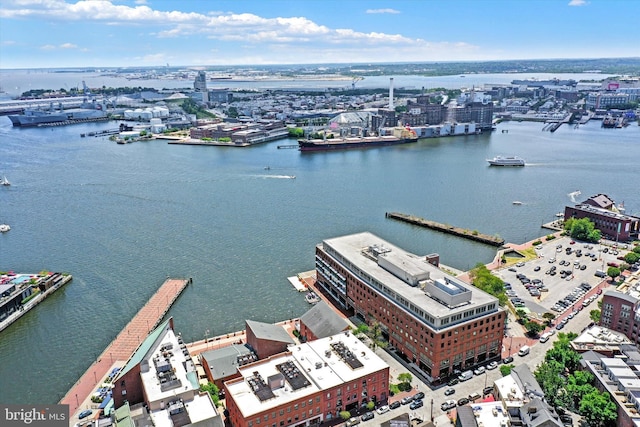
[59,277,191,417]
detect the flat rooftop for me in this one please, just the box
[321,232,499,328]
[226,331,389,418]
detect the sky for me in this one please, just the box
[0,0,639,69]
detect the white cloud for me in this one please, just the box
[134,0,147,4]
[40,44,56,50]
[366,8,401,14]
[59,42,77,49]
[568,0,588,6]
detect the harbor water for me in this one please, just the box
[0,80,639,405]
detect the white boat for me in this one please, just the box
[305,291,320,304]
[0,176,10,186]
[0,224,10,233]
[512,201,523,205]
[487,156,525,166]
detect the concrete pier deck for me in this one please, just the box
[59,277,191,419]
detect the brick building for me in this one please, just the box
[224,331,389,427]
[314,232,505,383]
[564,194,640,242]
[246,320,296,360]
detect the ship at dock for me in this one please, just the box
[8,100,110,127]
[298,126,418,152]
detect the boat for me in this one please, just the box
[0,176,9,186]
[0,224,10,233]
[512,201,523,205]
[555,212,564,217]
[305,291,320,304]
[299,127,418,152]
[487,156,525,166]
[7,99,109,127]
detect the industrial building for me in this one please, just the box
[313,232,505,383]
[224,331,389,427]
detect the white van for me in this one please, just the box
[539,333,551,343]
[458,370,473,381]
[518,345,530,356]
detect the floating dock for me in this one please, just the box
[59,277,191,416]
[385,212,505,246]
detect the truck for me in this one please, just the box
[595,269,607,278]
[458,370,473,381]
[518,345,530,356]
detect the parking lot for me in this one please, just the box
[494,236,628,318]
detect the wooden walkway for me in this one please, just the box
[59,277,191,416]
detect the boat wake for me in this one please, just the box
[254,174,296,180]
[568,190,581,203]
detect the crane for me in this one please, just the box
[351,77,363,90]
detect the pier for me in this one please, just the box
[385,212,505,246]
[59,277,191,416]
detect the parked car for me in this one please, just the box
[447,378,459,386]
[389,401,401,410]
[401,396,414,405]
[413,392,425,400]
[441,400,456,411]
[78,410,93,420]
[410,400,424,410]
[346,417,361,427]
[473,366,486,375]
[457,397,470,406]
[502,356,514,364]
[376,405,390,414]
[444,388,456,396]
[486,361,499,370]
[361,412,374,422]
[483,386,494,395]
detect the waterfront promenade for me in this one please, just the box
[59,277,191,419]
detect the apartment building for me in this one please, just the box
[314,232,505,383]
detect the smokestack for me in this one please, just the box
[389,78,394,110]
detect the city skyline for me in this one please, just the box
[1,0,639,69]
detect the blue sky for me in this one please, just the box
[1,0,638,69]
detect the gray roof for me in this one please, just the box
[201,344,255,380]
[455,405,477,427]
[300,301,349,339]
[511,364,545,399]
[246,320,295,344]
[604,290,639,305]
[520,398,562,427]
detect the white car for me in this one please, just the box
[474,366,486,375]
[376,405,390,414]
[486,361,499,370]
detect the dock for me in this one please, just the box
[385,212,505,246]
[59,277,191,416]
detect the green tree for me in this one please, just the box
[535,360,568,408]
[366,321,387,352]
[227,106,239,118]
[607,266,621,282]
[589,309,601,323]
[288,127,304,137]
[542,312,556,326]
[545,333,581,373]
[563,217,601,242]
[499,364,514,376]
[525,321,543,336]
[565,371,595,410]
[633,245,640,255]
[339,410,351,420]
[199,382,220,407]
[624,252,639,264]
[578,389,617,427]
[366,401,375,410]
[397,372,413,391]
[469,264,507,306]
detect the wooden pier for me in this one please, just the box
[386,212,505,246]
[59,277,191,416]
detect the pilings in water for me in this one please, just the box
[385,212,505,246]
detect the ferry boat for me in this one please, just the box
[299,127,418,152]
[487,156,525,167]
